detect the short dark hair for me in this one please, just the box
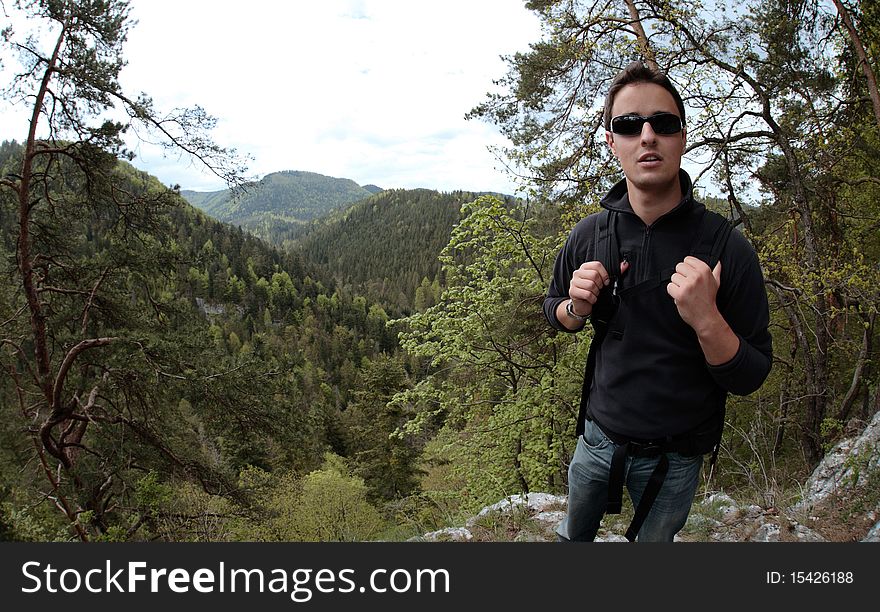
[603,62,686,131]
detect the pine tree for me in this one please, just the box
[0,0,252,540]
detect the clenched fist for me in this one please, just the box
[558,260,630,330]
[569,261,611,317]
[666,256,721,332]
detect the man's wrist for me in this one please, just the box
[692,308,740,365]
[565,299,589,322]
[691,307,726,340]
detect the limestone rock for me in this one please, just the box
[467,492,567,527]
[418,527,473,542]
[793,409,880,512]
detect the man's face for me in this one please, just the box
[605,82,686,195]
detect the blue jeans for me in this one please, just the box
[556,419,703,542]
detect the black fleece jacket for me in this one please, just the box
[544,171,772,440]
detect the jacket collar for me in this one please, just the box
[600,169,696,221]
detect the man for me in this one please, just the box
[544,62,772,542]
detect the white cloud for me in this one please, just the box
[112,0,541,193]
[0,1,539,194]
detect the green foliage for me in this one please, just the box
[0,502,69,542]
[296,189,489,314]
[230,455,385,542]
[820,418,845,452]
[391,195,582,516]
[294,455,385,541]
[0,145,399,539]
[342,354,422,502]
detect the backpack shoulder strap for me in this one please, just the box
[576,210,618,437]
[688,209,732,471]
[689,209,733,268]
[593,209,620,286]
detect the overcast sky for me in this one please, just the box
[1,0,542,194]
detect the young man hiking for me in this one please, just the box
[543,62,772,542]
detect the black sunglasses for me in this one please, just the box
[610,112,684,136]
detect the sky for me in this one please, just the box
[1,0,543,194]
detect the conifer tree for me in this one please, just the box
[0,0,254,540]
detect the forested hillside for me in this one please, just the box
[296,189,518,313]
[187,180,518,315]
[182,171,374,244]
[0,138,423,540]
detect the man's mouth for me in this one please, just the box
[638,153,662,163]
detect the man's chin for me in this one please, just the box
[629,171,680,192]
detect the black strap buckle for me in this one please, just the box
[626,439,665,457]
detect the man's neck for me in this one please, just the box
[626,175,683,226]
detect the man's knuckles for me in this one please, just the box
[571,278,601,295]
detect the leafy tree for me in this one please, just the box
[230,456,385,542]
[293,454,385,541]
[0,0,254,540]
[342,354,421,501]
[391,195,582,515]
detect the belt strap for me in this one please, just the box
[602,432,674,542]
[625,454,669,542]
[606,443,629,514]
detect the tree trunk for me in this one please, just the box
[623,0,658,70]
[833,0,880,129]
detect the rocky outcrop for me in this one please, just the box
[416,493,568,542]
[685,492,826,542]
[792,409,880,514]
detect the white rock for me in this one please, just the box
[792,523,825,542]
[534,510,566,526]
[467,493,566,526]
[420,527,473,542]
[750,521,780,542]
[745,505,764,519]
[794,410,880,510]
[595,534,628,542]
[702,491,740,522]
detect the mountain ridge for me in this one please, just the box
[181,170,376,239]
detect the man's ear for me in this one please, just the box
[605,131,616,157]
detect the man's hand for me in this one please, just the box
[666,257,721,332]
[557,261,630,331]
[568,261,611,317]
[667,257,739,365]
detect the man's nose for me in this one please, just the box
[640,121,657,144]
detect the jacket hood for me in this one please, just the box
[600,169,696,219]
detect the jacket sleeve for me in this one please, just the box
[543,216,594,333]
[707,231,773,395]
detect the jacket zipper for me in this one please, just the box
[639,226,652,284]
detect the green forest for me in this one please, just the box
[1,0,878,542]
[182,171,377,246]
